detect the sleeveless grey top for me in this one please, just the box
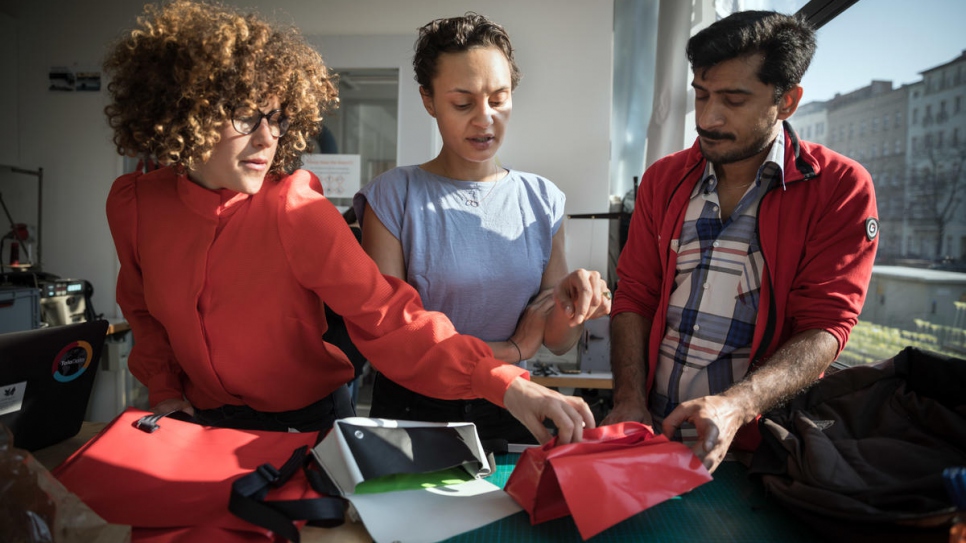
[353,165,565,342]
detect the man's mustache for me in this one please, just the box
[696,127,736,141]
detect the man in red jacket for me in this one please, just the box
[604,10,878,473]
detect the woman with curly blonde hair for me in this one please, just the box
[104,0,594,439]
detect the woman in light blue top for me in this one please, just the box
[353,13,610,445]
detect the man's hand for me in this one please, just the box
[151,398,195,417]
[661,330,838,472]
[503,377,595,445]
[661,395,746,473]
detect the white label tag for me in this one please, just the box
[0,380,26,416]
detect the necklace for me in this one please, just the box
[463,176,502,207]
[439,161,503,207]
[717,178,755,192]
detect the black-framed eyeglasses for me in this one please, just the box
[230,106,290,138]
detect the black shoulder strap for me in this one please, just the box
[229,445,346,542]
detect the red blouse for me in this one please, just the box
[107,167,525,411]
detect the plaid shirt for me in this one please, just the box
[650,133,785,435]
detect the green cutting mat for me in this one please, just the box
[444,453,822,542]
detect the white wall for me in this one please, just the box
[10,0,614,318]
[0,13,18,166]
[12,0,133,319]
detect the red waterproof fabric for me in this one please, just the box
[505,422,712,540]
[54,408,322,542]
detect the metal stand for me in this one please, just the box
[0,164,43,271]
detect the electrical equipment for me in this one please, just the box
[38,278,87,326]
[39,277,86,298]
[3,272,90,327]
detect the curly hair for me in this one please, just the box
[687,11,816,103]
[103,0,337,174]
[413,12,521,95]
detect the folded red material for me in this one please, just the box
[504,422,712,540]
[54,408,327,542]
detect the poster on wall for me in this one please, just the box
[49,65,101,91]
[302,154,361,199]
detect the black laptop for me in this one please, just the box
[0,319,109,451]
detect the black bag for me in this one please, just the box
[750,347,966,542]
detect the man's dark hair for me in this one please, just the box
[686,11,816,103]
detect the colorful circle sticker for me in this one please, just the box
[51,341,93,382]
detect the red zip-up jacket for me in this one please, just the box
[613,123,878,447]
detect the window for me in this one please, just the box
[312,68,399,208]
[793,0,966,301]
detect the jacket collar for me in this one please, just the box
[784,120,819,183]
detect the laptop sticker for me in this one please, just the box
[0,380,26,416]
[51,341,94,383]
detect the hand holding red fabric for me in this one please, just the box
[503,378,595,445]
[505,422,712,540]
[662,394,746,473]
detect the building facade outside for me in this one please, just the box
[796,50,966,265]
[817,80,909,260]
[907,50,966,262]
[790,99,828,146]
